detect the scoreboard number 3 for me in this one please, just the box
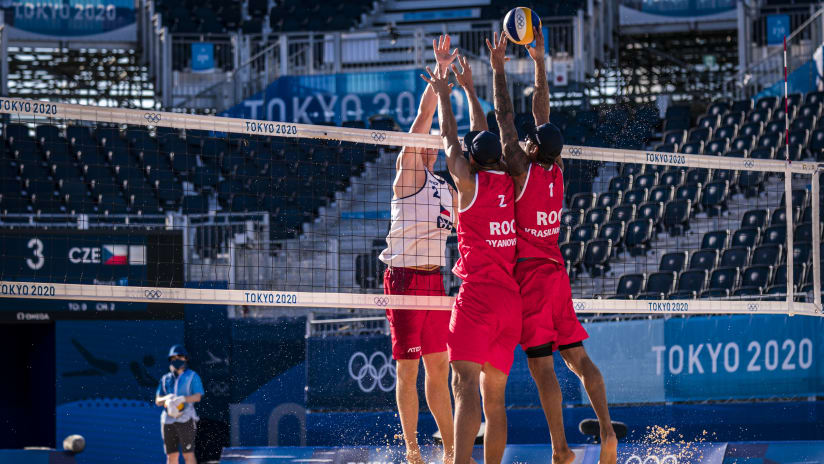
[27,238,44,270]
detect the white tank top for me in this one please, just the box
[379,169,454,268]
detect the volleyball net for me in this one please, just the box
[0,97,821,317]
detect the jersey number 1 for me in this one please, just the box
[549,183,554,198]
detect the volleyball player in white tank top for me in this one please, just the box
[376,35,459,464]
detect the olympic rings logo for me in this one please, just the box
[568,147,583,156]
[743,160,755,168]
[516,15,525,28]
[348,351,396,393]
[747,303,759,312]
[144,112,161,124]
[371,132,386,142]
[374,297,390,307]
[144,289,163,299]
[573,301,587,311]
[624,455,678,464]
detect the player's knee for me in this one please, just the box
[396,360,419,384]
[423,357,449,380]
[182,452,197,464]
[166,453,179,464]
[527,355,555,377]
[451,368,478,396]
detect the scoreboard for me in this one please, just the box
[0,229,184,320]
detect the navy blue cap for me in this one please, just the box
[168,345,188,360]
[463,130,502,165]
[526,123,564,160]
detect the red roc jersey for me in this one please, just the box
[452,170,518,289]
[515,162,565,264]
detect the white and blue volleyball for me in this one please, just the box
[503,7,542,45]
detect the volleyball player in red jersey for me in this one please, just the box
[421,62,521,464]
[490,29,618,464]
[378,35,459,464]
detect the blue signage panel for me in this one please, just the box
[1,0,136,37]
[767,15,791,46]
[632,0,736,16]
[192,42,215,72]
[220,70,493,132]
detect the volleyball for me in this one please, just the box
[503,7,542,45]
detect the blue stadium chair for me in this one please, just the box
[773,263,806,289]
[678,269,708,293]
[730,135,755,152]
[585,207,610,227]
[597,191,622,209]
[156,180,182,207]
[732,99,754,114]
[680,141,704,155]
[660,251,688,273]
[794,222,818,243]
[646,271,677,295]
[700,289,730,299]
[809,129,824,161]
[625,218,653,256]
[636,292,665,300]
[561,241,585,268]
[25,178,56,199]
[698,114,721,129]
[31,192,63,214]
[684,168,709,186]
[722,111,745,128]
[798,102,822,120]
[584,239,613,276]
[792,242,812,264]
[737,169,764,197]
[742,265,773,289]
[758,132,781,150]
[562,209,585,228]
[616,273,645,297]
[50,161,80,181]
[663,199,692,234]
[714,124,738,141]
[0,192,30,214]
[654,143,678,153]
[649,185,675,205]
[739,121,764,140]
[748,109,771,125]
[98,193,129,214]
[5,123,31,144]
[756,96,778,112]
[781,189,809,210]
[764,118,786,135]
[804,91,824,106]
[689,249,719,271]
[633,173,658,191]
[709,267,739,291]
[749,146,775,160]
[610,204,636,224]
[770,206,798,227]
[659,170,684,188]
[704,138,729,156]
[570,192,596,212]
[791,116,816,132]
[675,183,701,205]
[558,226,570,244]
[742,208,768,228]
[572,223,599,243]
[609,175,633,193]
[620,163,645,177]
[707,102,730,117]
[752,244,782,266]
[732,227,761,248]
[788,129,810,159]
[733,287,763,297]
[761,224,787,246]
[663,130,687,146]
[720,246,751,268]
[689,127,712,144]
[622,188,648,206]
[637,201,664,229]
[598,221,625,251]
[701,180,728,215]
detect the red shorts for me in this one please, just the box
[515,258,588,352]
[384,267,450,360]
[448,281,522,375]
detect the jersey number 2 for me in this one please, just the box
[498,195,507,207]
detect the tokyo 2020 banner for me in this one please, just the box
[0,0,137,42]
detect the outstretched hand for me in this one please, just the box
[433,34,459,70]
[420,65,453,96]
[451,55,474,89]
[526,26,545,62]
[485,31,510,71]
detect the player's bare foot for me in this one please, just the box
[405,447,425,464]
[599,432,618,464]
[441,451,454,464]
[552,447,576,464]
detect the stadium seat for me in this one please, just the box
[680,141,704,155]
[742,208,769,228]
[700,289,730,299]
[704,138,729,156]
[742,265,773,289]
[570,192,597,212]
[748,109,771,125]
[684,168,708,186]
[791,116,816,132]
[698,114,721,129]
[758,132,781,150]
[752,244,782,266]
[737,169,764,197]
[702,229,730,250]
[655,143,678,154]
[636,202,663,228]
[722,111,745,127]
[617,273,645,297]
[622,188,648,206]
[764,118,786,135]
[750,147,775,160]
[625,218,654,255]
[805,91,824,106]
[733,287,763,297]
[678,269,708,293]
[761,224,787,246]
[732,227,761,248]
[597,191,622,209]
[663,199,691,233]
[730,135,755,152]
[809,129,824,161]
[756,96,778,112]
[636,292,665,300]
[649,185,675,204]
[798,102,822,119]
[609,175,633,193]
[585,207,610,227]
[663,129,687,146]
[598,221,625,248]
[770,206,798,226]
[675,183,701,205]
[794,222,818,243]
[720,246,750,268]
[562,209,585,228]
[558,226,570,244]
[689,127,712,144]
[584,239,612,276]
[701,180,728,215]
[707,102,729,116]
[633,173,658,191]
[732,99,754,114]
[561,241,585,267]
[620,163,645,177]
[659,170,684,188]
[709,267,739,291]
[773,263,806,288]
[782,189,809,210]
[660,251,689,273]
[646,271,677,295]
[714,124,738,141]
[689,249,719,271]
[610,204,636,224]
[724,149,747,158]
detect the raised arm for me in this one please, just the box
[452,55,488,132]
[487,32,530,181]
[393,35,458,198]
[526,26,549,126]
[420,66,474,207]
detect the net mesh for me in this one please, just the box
[0,98,820,317]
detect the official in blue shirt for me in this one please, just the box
[155,345,204,464]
